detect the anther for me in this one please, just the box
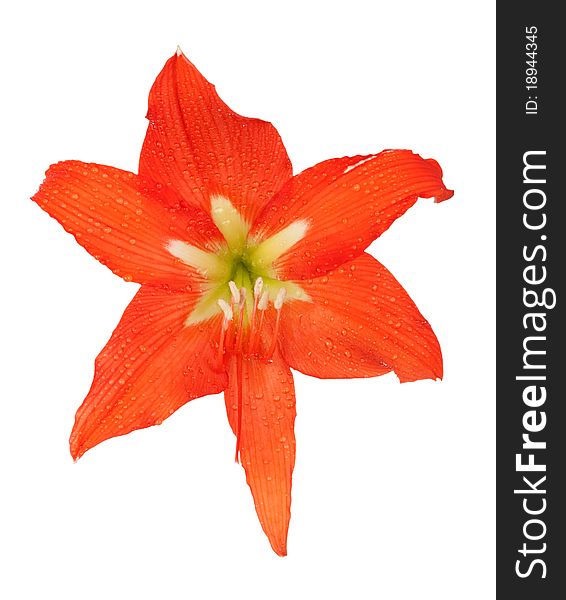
[254,276,264,297]
[274,287,287,310]
[228,280,240,305]
[258,290,269,311]
[217,298,233,324]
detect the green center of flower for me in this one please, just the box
[166,196,310,326]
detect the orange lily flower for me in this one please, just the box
[32,49,453,556]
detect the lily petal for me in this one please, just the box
[139,51,293,223]
[224,353,296,556]
[251,150,453,279]
[70,286,227,459]
[279,253,442,383]
[32,161,223,289]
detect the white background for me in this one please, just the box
[0,1,495,598]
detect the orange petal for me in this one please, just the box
[139,51,293,222]
[70,286,227,459]
[251,150,453,279]
[224,353,296,556]
[32,161,222,289]
[279,253,442,383]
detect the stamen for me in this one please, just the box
[266,288,286,360]
[217,298,233,323]
[216,299,233,366]
[233,289,247,461]
[251,289,270,356]
[235,287,247,353]
[258,290,269,311]
[274,287,287,310]
[254,277,264,297]
[224,281,240,351]
[247,277,264,356]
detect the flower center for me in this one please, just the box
[166,195,311,328]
